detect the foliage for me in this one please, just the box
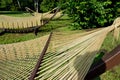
[0,0,34,11]
[40,0,58,12]
[66,0,120,29]
[19,0,34,11]
[40,0,70,12]
[0,0,13,10]
[0,0,69,12]
[0,0,120,29]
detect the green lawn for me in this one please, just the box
[0,11,32,17]
[100,65,120,80]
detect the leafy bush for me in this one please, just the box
[0,0,34,11]
[40,0,59,12]
[40,0,69,12]
[66,0,120,29]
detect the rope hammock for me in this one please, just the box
[0,17,120,79]
[0,15,42,29]
[0,7,62,29]
[0,35,49,79]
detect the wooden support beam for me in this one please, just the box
[85,45,120,80]
[29,32,52,80]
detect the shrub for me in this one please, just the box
[66,0,120,29]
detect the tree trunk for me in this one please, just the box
[17,0,22,10]
[34,0,38,12]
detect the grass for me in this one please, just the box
[100,65,120,80]
[0,15,73,44]
[0,33,46,44]
[101,32,120,52]
[93,32,120,80]
[0,12,120,80]
[99,32,120,80]
[0,11,32,17]
[94,64,120,80]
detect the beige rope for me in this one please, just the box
[0,9,63,29]
[0,17,120,79]
[35,18,120,80]
[0,15,42,29]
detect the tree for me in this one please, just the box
[16,0,21,10]
[0,0,13,10]
[34,0,38,12]
[66,0,120,30]
[40,0,60,12]
[0,0,35,11]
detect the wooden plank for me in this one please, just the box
[85,45,120,80]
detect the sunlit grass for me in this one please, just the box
[0,11,32,17]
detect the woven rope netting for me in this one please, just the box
[0,15,42,29]
[35,27,113,80]
[0,35,49,79]
[0,8,62,29]
[37,7,63,20]
[0,17,120,79]
[35,17,120,80]
[40,11,63,20]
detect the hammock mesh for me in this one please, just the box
[0,17,120,80]
[0,15,42,29]
[0,8,62,29]
[0,35,49,79]
[35,27,110,80]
